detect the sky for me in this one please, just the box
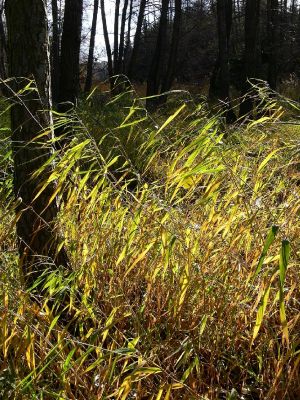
[83,1,123,61]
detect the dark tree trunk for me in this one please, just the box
[100,0,113,84]
[232,0,242,55]
[267,0,279,90]
[160,0,182,99]
[58,0,83,108]
[291,0,296,12]
[240,0,261,117]
[5,0,69,286]
[0,2,7,87]
[209,0,236,122]
[117,0,129,74]
[146,0,170,110]
[113,0,120,74]
[127,0,147,80]
[124,0,133,68]
[84,0,99,93]
[51,0,60,103]
[298,4,300,43]
[281,0,288,16]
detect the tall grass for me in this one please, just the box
[0,84,300,399]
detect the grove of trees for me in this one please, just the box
[2,1,300,113]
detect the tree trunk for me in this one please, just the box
[240,0,261,117]
[209,0,236,122]
[146,0,170,110]
[113,0,121,74]
[51,0,60,103]
[84,0,99,93]
[117,0,129,74]
[267,0,279,90]
[59,0,83,108]
[5,0,69,286]
[127,0,147,80]
[232,0,242,55]
[297,3,300,61]
[124,0,133,68]
[100,0,113,84]
[160,0,182,100]
[291,0,296,13]
[0,2,7,88]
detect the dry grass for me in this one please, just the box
[0,87,300,399]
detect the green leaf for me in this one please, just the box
[278,239,291,344]
[63,348,76,372]
[279,239,290,287]
[46,315,60,337]
[253,225,279,279]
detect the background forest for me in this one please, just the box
[0,0,300,399]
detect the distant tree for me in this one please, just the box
[231,0,242,56]
[84,0,99,93]
[297,3,300,65]
[51,0,60,103]
[146,0,170,109]
[100,0,113,84]
[240,0,261,117]
[5,0,69,286]
[160,0,182,100]
[0,0,7,85]
[116,0,129,74]
[127,0,147,80]
[134,2,217,86]
[267,0,279,90]
[209,0,236,122]
[124,0,134,66]
[59,0,83,108]
[113,0,121,74]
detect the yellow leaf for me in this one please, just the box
[252,284,271,344]
[156,104,186,134]
[124,241,155,277]
[257,148,282,173]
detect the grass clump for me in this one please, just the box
[0,87,300,399]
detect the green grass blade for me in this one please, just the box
[253,225,279,279]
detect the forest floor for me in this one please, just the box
[0,86,300,399]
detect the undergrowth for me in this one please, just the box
[0,85,300,399]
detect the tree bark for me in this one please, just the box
[240,0,261,117]
[117,0,129,74]
[100,0,113,83]
[146,0,170,110]
[84,0,99,93]
[124,0,133,68]
[127,0,147,80]
[209,0,236,122]
[51,0,60,103]
[160,0,182,100]
[297,3,300,62]
[5,0,69,286]
[58,0,83,108]
[113,0,121,74]
[267,0,279,90]
[0,2,7,87]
